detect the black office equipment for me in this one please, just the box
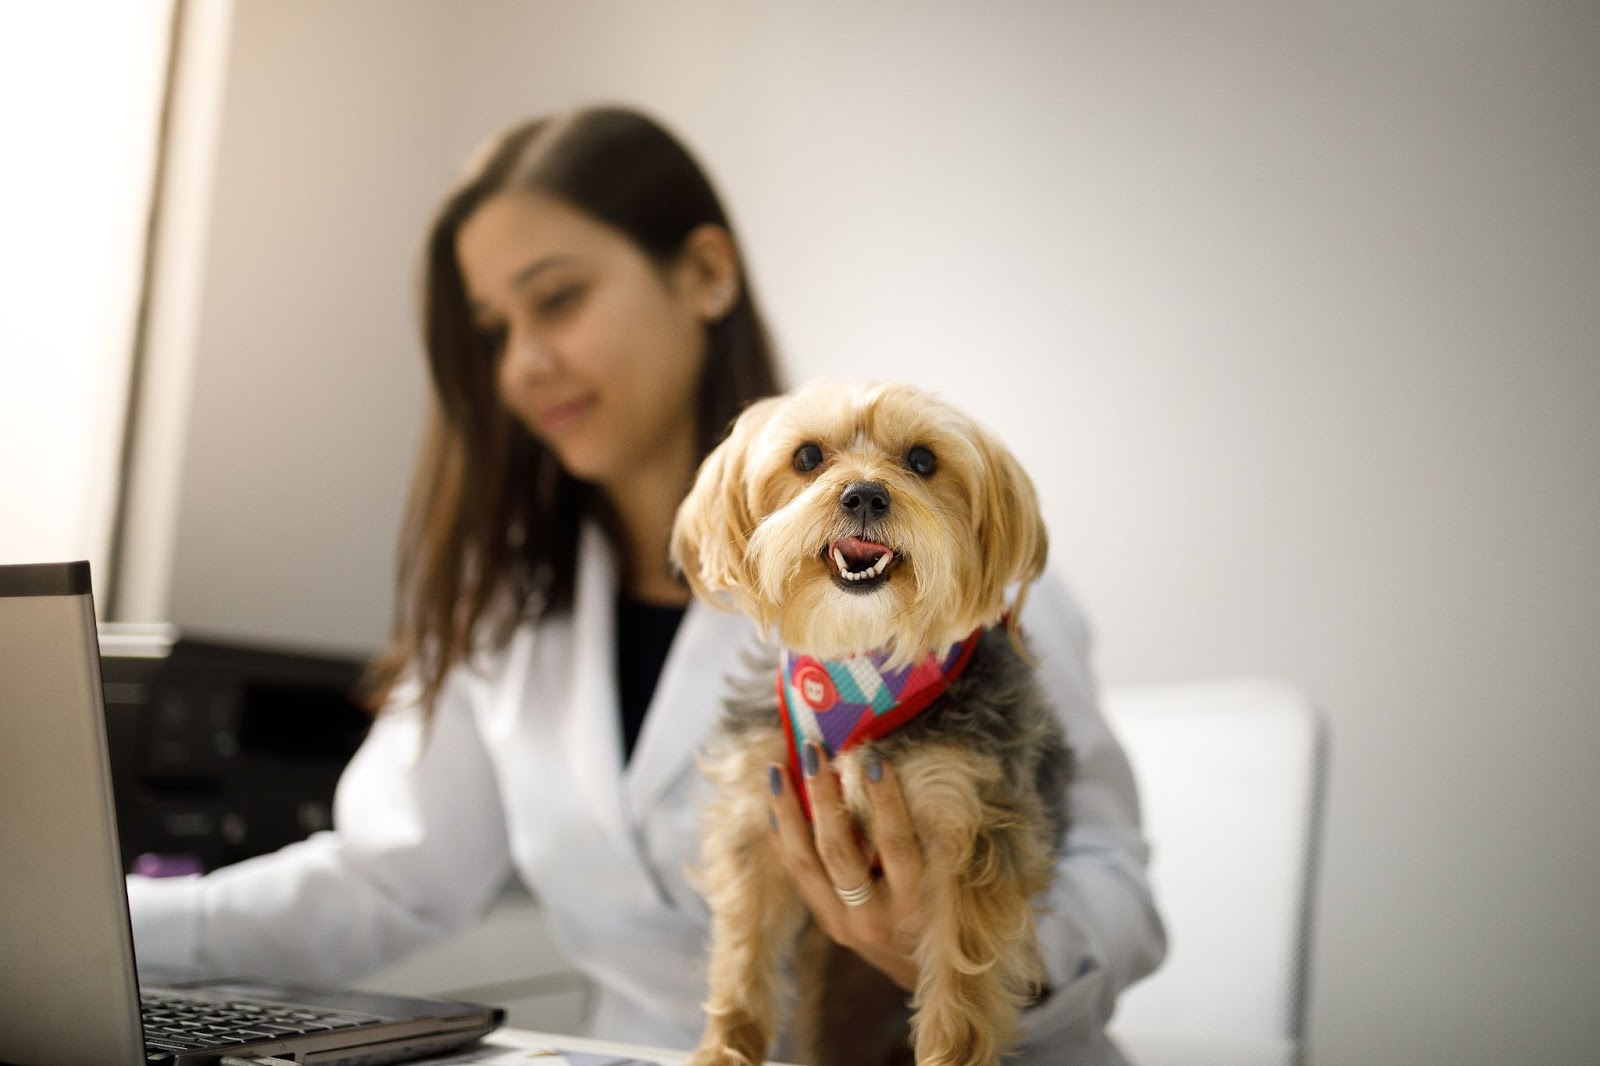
[99,624,372,874]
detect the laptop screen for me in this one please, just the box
[0,561,145,1066]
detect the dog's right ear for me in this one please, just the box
[670,396,784,610]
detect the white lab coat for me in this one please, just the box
[129,524,1165,1064]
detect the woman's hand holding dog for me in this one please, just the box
[768,743,925,992]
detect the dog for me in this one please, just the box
[670,381,1074,1066]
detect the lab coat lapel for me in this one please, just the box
[565,523,629,846]
[624,599,762,820]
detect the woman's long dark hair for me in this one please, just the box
[366,106,782,716]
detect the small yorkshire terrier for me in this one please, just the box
[670,381,1073,1066]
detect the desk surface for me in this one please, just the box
[422,1027,1291,1066]
[418,1027,797,1065]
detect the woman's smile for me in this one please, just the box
[536,393,598,436]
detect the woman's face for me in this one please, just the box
[455,191,722,489]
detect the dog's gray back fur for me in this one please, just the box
[718,626,1073,851]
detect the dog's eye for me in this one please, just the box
[793,443,824,473]
[906,445,937,477]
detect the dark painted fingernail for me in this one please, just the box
[769,763,783,795]
[865,754,884,783]
[769,810,778,832]
[803,742,820,778]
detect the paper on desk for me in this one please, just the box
[411,1045,663,1066]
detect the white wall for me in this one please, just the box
[129,2,1598,1064]
[0,1,172,594]
[126,0,459,653]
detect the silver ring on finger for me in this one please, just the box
[832,877,875,907]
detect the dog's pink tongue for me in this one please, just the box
[832,536,892,569]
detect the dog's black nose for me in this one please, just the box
[839,480,891,520]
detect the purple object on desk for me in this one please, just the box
[132,852,204,878]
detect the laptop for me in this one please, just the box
[0,560,504,1066]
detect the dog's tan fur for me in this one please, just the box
[673,382,1066,1066]
[671,383,1046,668]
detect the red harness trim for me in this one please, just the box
[775,629,982,821]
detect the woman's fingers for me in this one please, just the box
[862,753,922,901]
[766,748,924,991]
[767,760,848,936]
[799,743,876,900]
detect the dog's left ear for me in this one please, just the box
[670,396,784,610]
[972,425,1049,640]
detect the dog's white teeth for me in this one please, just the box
[833,546,892,581]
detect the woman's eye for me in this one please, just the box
[907,445,937,477]
[793,443,824,472]
[536,284,584,318]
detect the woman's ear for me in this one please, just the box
[670,396,783,607]
[675,223,741,322]
[972,425,1049,634]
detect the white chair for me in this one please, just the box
[1102,679,1328,1066]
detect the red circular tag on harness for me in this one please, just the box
[793,662,839,712]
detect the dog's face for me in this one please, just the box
[671,381,1047,662]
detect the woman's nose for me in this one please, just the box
[501,323,558,378]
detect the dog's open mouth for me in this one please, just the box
[825,536,898,592]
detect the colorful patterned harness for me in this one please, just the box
[775,628,981,819]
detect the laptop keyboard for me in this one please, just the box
[141,990,382,1053]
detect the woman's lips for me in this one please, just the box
[536,395,596,435]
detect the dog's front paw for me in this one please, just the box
[689,1016,769,1066]
[686,1044,761,1066]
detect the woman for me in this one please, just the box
[128,105,1165,1064]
